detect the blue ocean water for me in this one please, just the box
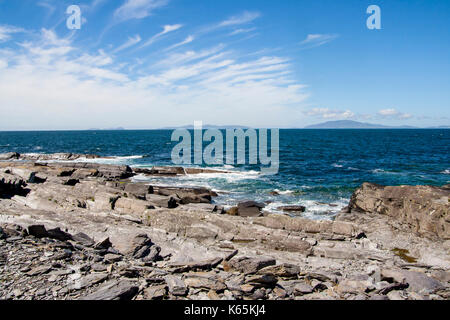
[0,129,449,219]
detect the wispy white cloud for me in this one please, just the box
[0,28,309,130]
[305,108,355,119]
[114,0,169,22]
[113,35,142,53]
[300,34,339,48]
[164,35,194,51]
[37,1,56,16]
[377,108,413,119]
[219,11,261,27]
[140,24,183,48]
[228,27,257,36]
[0,25,24,42]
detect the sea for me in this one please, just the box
[0,129,449,220]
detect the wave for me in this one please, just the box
[332,163,344,168]
[71,155,144,164]
[272,189,294,195]
[264,198,348,220]
[442,169,450,175]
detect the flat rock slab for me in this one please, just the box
[79,280,139,300]
[224,256,276,274]
[70,272,109,290]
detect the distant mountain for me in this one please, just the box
[426,125,450,129]
[304,120,417,129]
[87,127,126,131]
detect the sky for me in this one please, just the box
[0,0,449,130]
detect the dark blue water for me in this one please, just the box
[1,129,449,219]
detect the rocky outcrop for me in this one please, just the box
[345,183,449,239]
[0,155,449,300]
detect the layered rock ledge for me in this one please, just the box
[0,154,449,300]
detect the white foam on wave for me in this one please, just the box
[441,169,450,175]
[264,198,348,220]
[71,155,144,164]
[332,163,344,168]
[272,189,294,195]
[184,169,260,183]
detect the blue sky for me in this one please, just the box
[0,0,449,130]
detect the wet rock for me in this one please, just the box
[277,205,306,213]
[80,280,139,300]
[236,201,265,217]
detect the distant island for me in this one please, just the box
[303,120,448,129]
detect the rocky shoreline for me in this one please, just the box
[0,153,449,300]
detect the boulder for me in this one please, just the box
[346,183,450,239]
[236,201,265,217]
[0,152,20,160]
[145,194,178,209]
[28,225,48,238]
[72,232,95,247]
[164,275,187,296]
[0,173,27,198]
[124,183,153,200]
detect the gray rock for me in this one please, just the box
[0,152,20,160]
[164,275,187,296]
[27,225,48,238]
[94,237,112,250]
[277,205,306,213]
[72,232,95,247]
[257,263,300,279]
[47,227,72,241]
[145,194,178,208]
[26,265,52,276]
[144,285,167,300]
[294,282,314,295]
[225,256,276,274]
[237,201,265,217]
[70,272,109,290]
[401,270,445,294]
[79,280,139,300]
